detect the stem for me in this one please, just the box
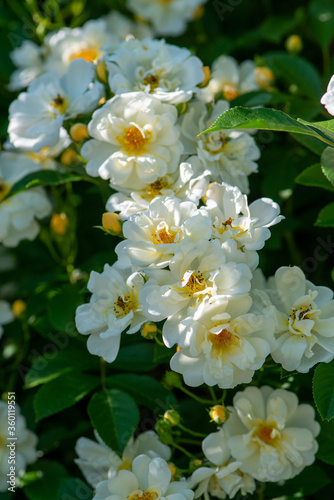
[178,386,214,405]
[172,442,194,458]
[177,423,206,438]
[175,437,202,446]
[208,386,218,403]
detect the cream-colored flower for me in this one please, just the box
[93,454,194,500]
[0,301,14,339]
[199,56,259,103]
[140,239,252,347]
[106,156,209,219]
[9,40,44,91]
[83,92,183,190]
[180,100,260,194]
[202,182,283,270]
[321,74,334,115]
[75,263,147,363]
[252,266,334,372]
[8,60,104,152]
[0,152,52,247]
[75,431,171,487]
[170,296,275,389]
[223,386,320,482]
[126,0,206,36]
[106,38,204,104]
[189,429,256,500]
[115,196,211,269]
[0,400,38,491]
[1,129,70,173]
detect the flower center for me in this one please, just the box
[119,126,151,153]
[51,94,68,115]
[152,226,177,245]
[214,217,234,234]
[145,178,169,197]
[142,74,160,92]
[117,458,132,472]
[253,421,280,447]
[209,328,241,355]
[288,294,319,337]
[222,84,239,101]
[0,181,10,202]
[69,47,99,63]
[128,489,160,500]
[113,294,134,317]
[183,271,207,294]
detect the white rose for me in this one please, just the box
[106,156,209,219]
[75,431,171,487]
[252,266,334,372]
[199,56,259,103]
[0,401,38,491]
[115,196,211,269]
[8,60,104,152]
[170,296,275,389]
[0,301,14,339]
[82,92,183,190]
[75,263,147,363]
[189,429,256,500]
[223,386,320,482]
[106,38,204,104]
[180,100,260,194]
[126,0,207,37]
[93,454,194,500]
[202,182,283,270]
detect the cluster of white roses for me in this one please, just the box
[2,2,334,497]
[73,385,320,500]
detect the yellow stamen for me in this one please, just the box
[113,295,134,317]
[69,47,98,63]
[51,94,68,115]
[128,490,159,500]
[183,271,207,294]
[145,178,169,197]
[253,421,279,446]
[118,126,150,153]
[142,74,160,92]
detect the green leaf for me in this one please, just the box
[295,163,334,191]
[107,374,176,411]
[24,340,99,389]
[317,419,334,465]
[315,203,334,227]
[112,342,170,372]
[291,132,326,155]
[321,146,334,186]
[34,373,99,421]
[264,52,323,100]
[57,478,93,500]
[7,170,83,198]
[313,359,334,420]
[47,284,83,332]
[259,16,298,43]
[88,389,140,455]
[309,0,334,49]
[201,107,334,147]
[23,460,68,500]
